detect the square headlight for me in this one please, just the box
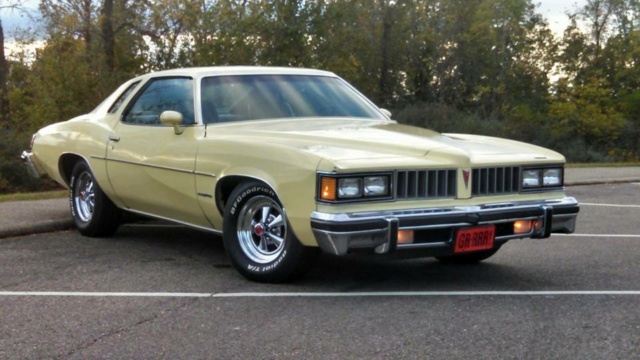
[364,176,389,197]
[522,169,542,188]
[543,168,562,186]
[338,178,362,198]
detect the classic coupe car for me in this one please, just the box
[22,67,579,282]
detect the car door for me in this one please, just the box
[106,76,210,228]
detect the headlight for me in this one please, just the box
[543,168,562,186]
[521,167,563,190]
[318,173,391,202]
[522,169,542,188]
[338,178,362,198]
[364,176,389,196]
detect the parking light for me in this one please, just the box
[397,230,414,244]
[514,220,533,234]
[320,177,337,201]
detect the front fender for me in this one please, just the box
[195,138,323,246]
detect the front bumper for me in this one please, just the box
[311,197,579,256]
[21,151,42,178]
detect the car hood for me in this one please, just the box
[212,118,564,167]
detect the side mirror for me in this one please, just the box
[160,110,184,135]
[380,108,392,119]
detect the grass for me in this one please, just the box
[0,190,67,203]
[566,162,640,168]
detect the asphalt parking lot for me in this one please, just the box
[1,183,639,359]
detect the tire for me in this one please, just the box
[435,246,501,264]
[69,161,121,237]
[223,182,318,282]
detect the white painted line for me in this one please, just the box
[1,291,640,298]
[581,203,640,208]
[0,291,211,297]
[211,291,640,297]
[554,234,640,238]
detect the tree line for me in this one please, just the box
[1,0,639,193]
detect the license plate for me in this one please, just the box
[454,225,495,253]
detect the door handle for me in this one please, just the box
[109,135,120,142]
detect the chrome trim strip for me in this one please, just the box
[107,157,193,174]
[194,171,217,178]
[396,242,448,249]
[311,197,578,223]
[91,156,216,178]
[313,228,387,236]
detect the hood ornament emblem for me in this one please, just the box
[463,170,470,189]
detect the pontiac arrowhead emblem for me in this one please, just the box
[463,170,470,189]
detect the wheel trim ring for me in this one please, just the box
[74,172,95,223]
[236,196,287,264]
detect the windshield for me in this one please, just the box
[200,75,385,124]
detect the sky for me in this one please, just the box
[537,0,587,35]
[0,0,587,40]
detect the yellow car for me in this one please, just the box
[22,67,579,282]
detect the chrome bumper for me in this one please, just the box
[21,151,42,178]
[311,197,579,256]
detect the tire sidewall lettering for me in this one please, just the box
[69,174,77,219]
[245,249,288,273]
[230,186,276,216]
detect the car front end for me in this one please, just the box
[308,139,579,258]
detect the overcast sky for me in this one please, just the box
[537,0,586,35]
[0,0,588,39]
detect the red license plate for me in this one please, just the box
[454,225,495,253]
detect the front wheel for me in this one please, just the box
[223,182,318,282]
[69,161,121,237]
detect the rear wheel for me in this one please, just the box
[69,161,121,237]
[223,182,318,282]
[435,246,501,264]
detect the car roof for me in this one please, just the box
[138,66,337,80]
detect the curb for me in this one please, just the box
[0,219,74,240]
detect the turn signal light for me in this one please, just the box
[514,220,533,234]
[320,177,337,201]
[397,230,414,244]
[533,220,542,231]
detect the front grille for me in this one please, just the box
[472,166,520,196]
[396,169,457,200]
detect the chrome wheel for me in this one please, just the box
[236,196,287,264]
[73,171,95,222]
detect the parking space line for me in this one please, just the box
[0,291,211,297]
[555,234,640,238]
[581,203,640,208]
[1,291,640,298]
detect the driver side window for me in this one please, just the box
[122,77,194,125]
